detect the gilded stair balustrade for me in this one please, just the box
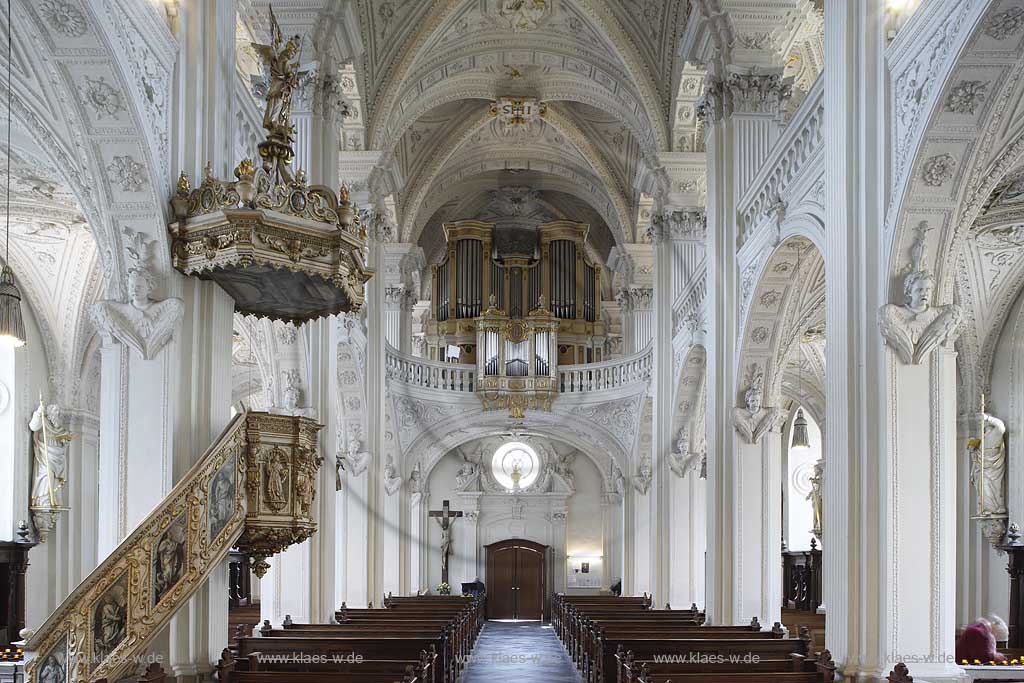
[22,412,323,683]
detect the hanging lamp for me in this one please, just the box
[791,407,810,449]
[0,0,25,349]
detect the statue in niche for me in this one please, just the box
[29,400,72,510]
[808,459,823,541]
[968,408,1007,517]
[93,230,184,360]
[878,222,962,365]
[265,449,289,509]
[732,365,784,444]
[454,457,480,492]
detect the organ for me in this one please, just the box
[425,219,607,416]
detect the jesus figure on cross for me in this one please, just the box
[429,499,463,585]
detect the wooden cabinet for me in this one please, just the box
[484,539,548,621]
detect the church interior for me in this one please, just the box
[1,0,1023,682]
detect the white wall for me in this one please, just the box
[785,408,822,552]
[424,439,605,595]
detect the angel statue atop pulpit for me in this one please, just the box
[251,7,301,181]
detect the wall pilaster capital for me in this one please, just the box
[647,210,707,244]
[697,66,794,124]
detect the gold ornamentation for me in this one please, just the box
[176,171,190,196]
[234,158,255,182]
[24,413,323,683]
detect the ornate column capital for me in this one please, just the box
[697,66,794,123]
[384,286,417,311]
[615,287,654,312]
[647,210,707,244]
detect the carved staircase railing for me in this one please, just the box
[557,346,653,393]
[23,412,323,683]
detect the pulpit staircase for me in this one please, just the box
[22,412,324,683]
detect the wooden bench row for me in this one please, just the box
[214,595,484,683]
[552,594,834,683]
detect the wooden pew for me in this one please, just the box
[616,646,837,683]
[216,647,432,683]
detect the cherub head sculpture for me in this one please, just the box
[127,267,156,308]
[903,268,934,313]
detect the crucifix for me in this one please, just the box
[429,499,463,585]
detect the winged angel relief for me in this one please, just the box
[878,223,961,365]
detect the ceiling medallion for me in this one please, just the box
[489,96,547,136]
[498,0,550,32]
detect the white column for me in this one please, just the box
[703,70,789,626]
[602,493,624,591]
[670,473,707,609]
[409,488,428,593]
[731,432,783,627]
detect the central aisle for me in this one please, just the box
[460,620,581,683]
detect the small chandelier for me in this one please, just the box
[0,0,25,349]
[791,408,810,450]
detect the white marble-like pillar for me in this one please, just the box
[732,431,783,627]
[669,473,707,609]
[409,488,428,593]
[601,493,624,590]
[703,70,789,625]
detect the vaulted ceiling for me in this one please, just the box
[355,0,693,260]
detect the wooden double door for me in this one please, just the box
[485,539,548,620]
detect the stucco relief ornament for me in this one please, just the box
[39,0,87,37]
[669,437,703,479]
[497,0,551,31]
[409,462,424,495]
[341,425,370,476]
[878,223,962,365]
[454,457,481,492]
[383,454,402,496]
[633,457,652,495]
[945,80,989,115]
[732,365,784,444]
[92,231,184,360]
[984,6,1024,40]
[80,76,125,119]
[921,153,956,187]
[106,155,147,192]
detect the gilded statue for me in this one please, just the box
[251,7,301,182]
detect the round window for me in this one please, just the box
[491,441,540,491]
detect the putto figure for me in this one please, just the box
[878,222,962,365]
[93,230,184,360]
